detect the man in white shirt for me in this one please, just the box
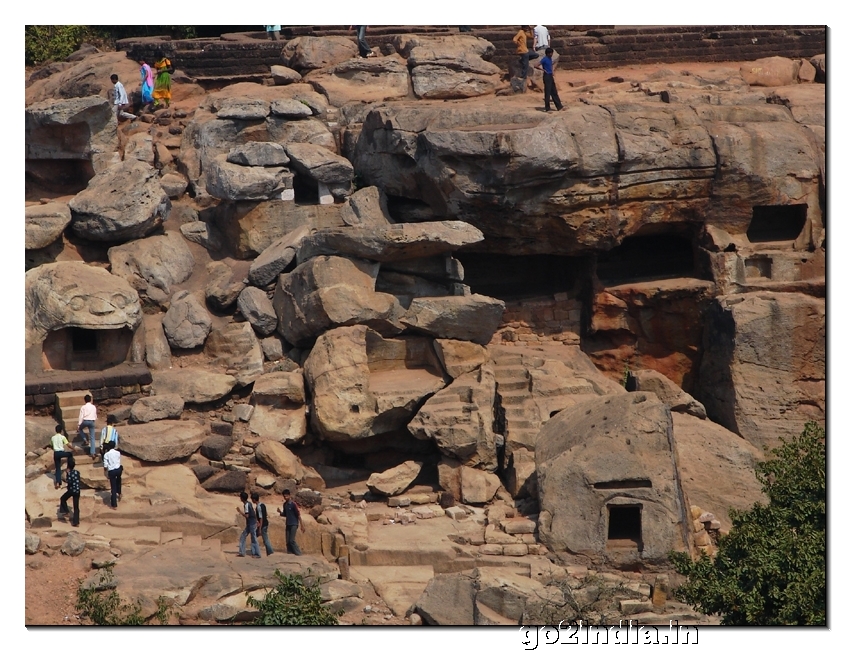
[103,441,123,508]
[78,394,97,459]
[533,25,550,53]
[110,74,137,121]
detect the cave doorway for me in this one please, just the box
[596,233,695,284]
[454,253,585,301]
[747,205,807,243]
[607,504,643,550]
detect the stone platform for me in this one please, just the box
[25,363,152,407]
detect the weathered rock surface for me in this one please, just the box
[254,439,305,479]
[69,160,170,241]
[274,255,403,347]
[162,291,212,349]
[202,469,247,493]
[108,232,195,299]
[237,287,278,336]
[367,460,423,496]
[25,261,141,352]
[409,363,497,470]
[634,369,706,418]
[536,392,687,565]
[160,173,188,199]
[215,97,270,120]
[204,321,264,386]
[414,573,475,625]
[199,434,233,462]
[338,186,395,227]
[142,313,172,370]
[433,339,489,378]
[400,295,505,345]
[306,55,411,105]
[285,142,354,185]
[411,65,501,99]
[25,417,56,454]
[269,63,304,85]
[204,261,244,311]
[129,393,184,423]
[740,57,801,86]
[226,142,290,167]
[247,225,311,287]
[282,36,359,72]
[697,291,825,453]
[474,567,565,623]
[152,368,237,404]
[119,419,207,462]
[205,154,293,202]
[179,221,223,252]
[25,202,71,250]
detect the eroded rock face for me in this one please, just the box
[254,439,304,479]
[415,573,475,626]
[366,460,423,496]
[119,419,207,462]
[247,225,311,287]
[129,394,184,423]
[204,322,264,386]
[273,255,403,347]
[204,154,293,201]
[411,65,501,99]
[108,232,195,301]
[69,160,170,241]
[306,55,411,106]
[226,142,290,167]
[401,295,505,345]
[162,291,212,349]
[338,186,395,227]
[697,291,825,453]
[282,36,359,72]
[151,368,237,404]
[25,261,142,354]
[237,287,278,336]
[25,202,71,250]
[536,392,688,566]
[634,369,706,419]
[285,142,354,184]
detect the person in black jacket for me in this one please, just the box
[252,492,274,556]
[59,456,81,527]
[277,489,303,555]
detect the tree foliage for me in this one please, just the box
[76,565,173,625]
[671,421,825,625]
[246,570,340,626]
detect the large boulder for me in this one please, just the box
[433,339,489,378]
[205,154,293,202]
[408,363,498,470]
[151,368,237,404]
[306,55,411,106]
[142,313,171,370]
[366,460,423,496]
[119,419,207,462]
[414,573,476,625]
[282,36,359,72]
[633,369,706,418]
[535,392,688,566]
[254,439,305,479]
[162,291,212,349]
[69,160,171,241]
[400,295,505,345]
[108,232,195,301]
[129,394,184,423]
[474,567,565,623]
[179,221,223,252]
[411,65,501,99]
[204,322,264,386]
[204,262,244,311]
[285,143,354,185]
[25,262,141,363]
[25,202,71,250]
[237,287,278,336]
[697,291,825,453]
[215,97,270,120]
[25,416,57,454]
[273,255,403,347]
[338,186,395,227]
[247,224,312,287]
[226,142,290,167]
[740,56,801,87]
[25,95,118,175]
[295,221,484,264]
[249,373,307,444]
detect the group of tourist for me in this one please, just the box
[51,395,123,527]
[109,50,173,122]
[512,24,562,111]
[237,490,304,558]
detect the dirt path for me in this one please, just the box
[25,552,91,626]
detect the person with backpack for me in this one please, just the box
[277,489,304,555]
[97,414,119,462]
[58,456,81,527]
[237,492,261,558]
[252,492,274,556]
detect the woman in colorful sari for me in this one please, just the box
[139,59,154,109]
[153,51,172,109]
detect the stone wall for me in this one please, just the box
[491,293,582,346]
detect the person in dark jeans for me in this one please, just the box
[349,25,375,58]
[237,491,261,558]
[59,456,81,526]
[277,489,303,555]
[252,492,274,556]
[51,425,73,489]
[102,441,123,508]
[541,48,563,112]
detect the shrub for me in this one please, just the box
[247,570,340,625]
[76,565,172,625]
[671,421,826,625]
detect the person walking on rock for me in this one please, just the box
[153,51,173,109]
[277,489,303,555]
[139,59,154,109]
[97,414,119,462]
[77,394,97,459]
[349,26,375,58]
[252,492,274,556]
[541,48,563,112]
[110,74,137,121]
[237,492,261,558]
[102,441,123,509]
[51,425,73,489]
[59,456,81,527]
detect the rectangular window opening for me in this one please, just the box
[747,205,807,243]
[607,504,642,550]
[70,328,98,353]
[594,479,652,490]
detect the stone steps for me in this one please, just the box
[55,390,91,434]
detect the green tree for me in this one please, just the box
[671,421,826,625]
[246,570,340,625]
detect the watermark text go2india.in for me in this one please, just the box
[521,620,698,647]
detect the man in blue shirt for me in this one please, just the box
[277,489,304,555]
[541,48,563,112]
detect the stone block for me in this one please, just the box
[502,544,528,557]
[479,544,503,555]
[445,506,468,521]
[619,599,653,616]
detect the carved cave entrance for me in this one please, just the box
[596,231,695,284]
[606,504,643,550]
[747,204,807,243]
[41,327,134,371]
[454,253,585,301]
